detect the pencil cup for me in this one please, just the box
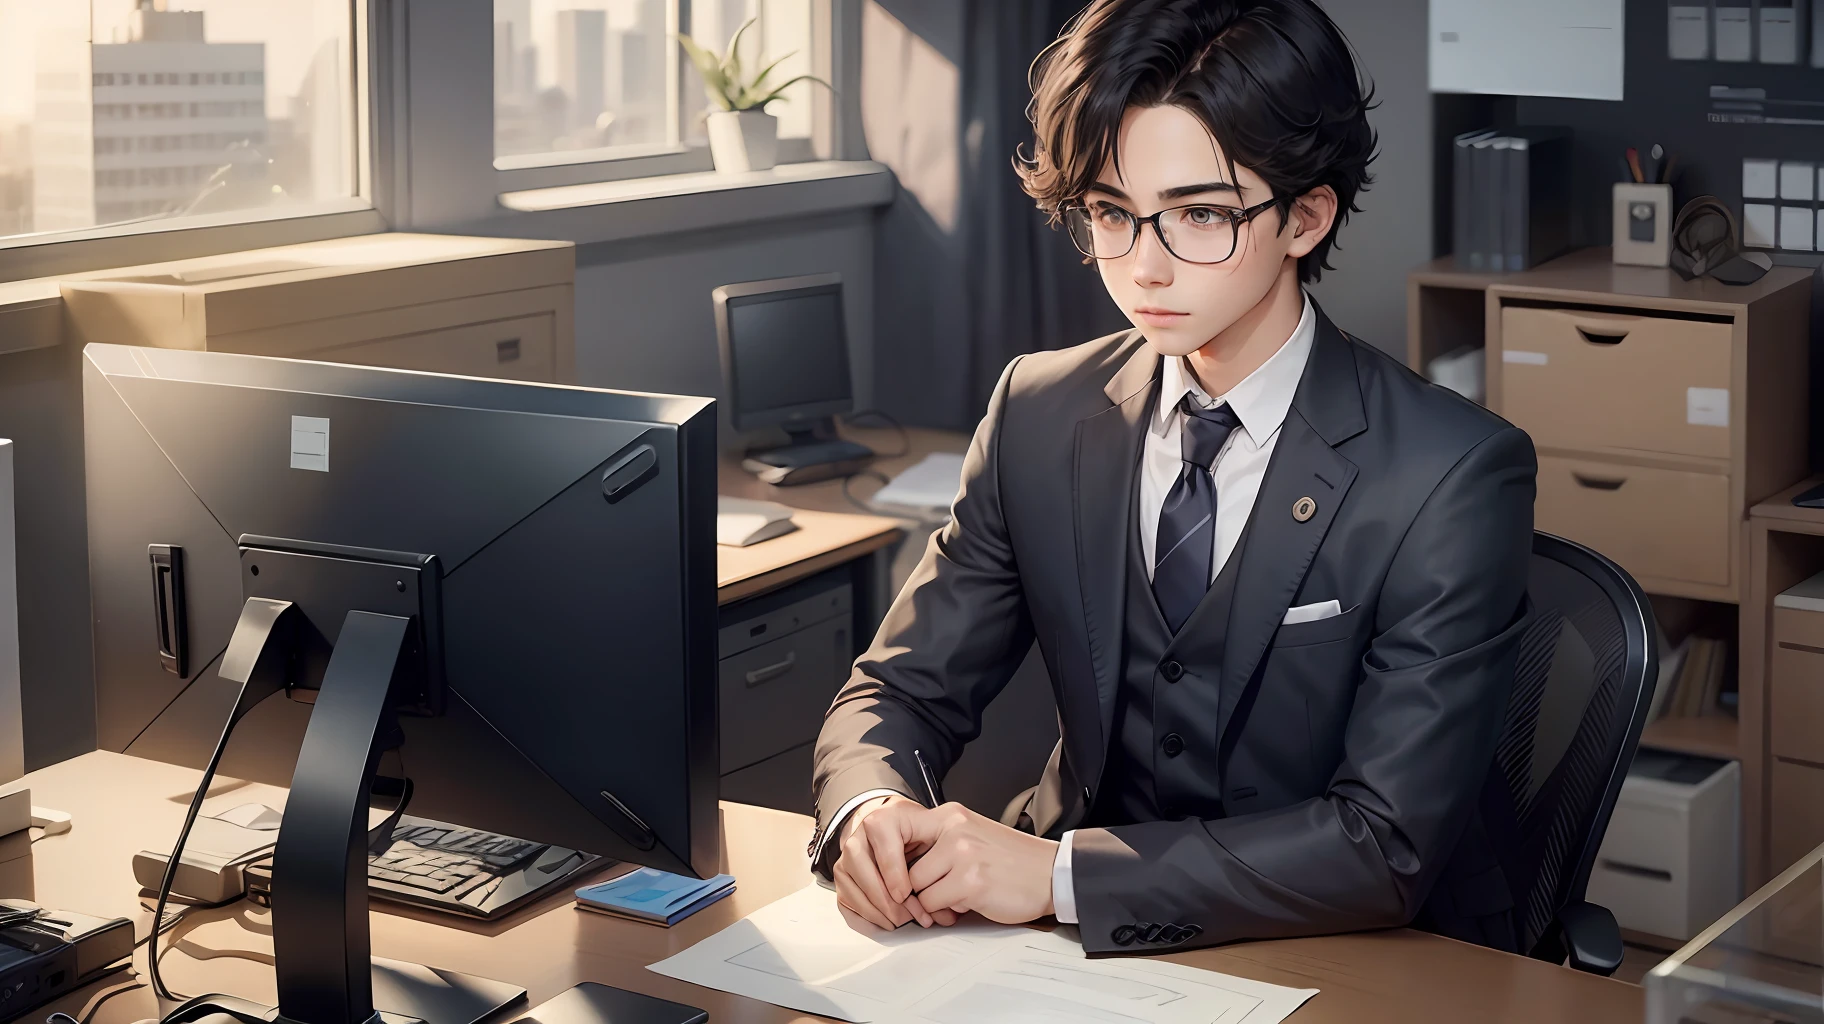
[1613,183,1673,267]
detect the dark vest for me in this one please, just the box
[1090,469,1250,827]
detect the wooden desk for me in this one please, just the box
[22,751,1642,1024]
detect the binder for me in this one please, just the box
[1501,128,1574,272]
[1760,0,1808,62]
[1669,1,1711,59]
[1467,133,1502,271]
[1814,0,1824,66]
[1487,137,1513,271]
[1715,0,1755,60]
[1452,129,1496,269]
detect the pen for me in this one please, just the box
[912,749,945,808]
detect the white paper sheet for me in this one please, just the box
[870,453,966,511]
[648,885,1318,1024]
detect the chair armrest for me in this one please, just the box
[1558,901,1623,976]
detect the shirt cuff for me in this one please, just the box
[1052,829,1078,924]
[812,788,903,877]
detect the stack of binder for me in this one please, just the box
[1452,127,1574,273]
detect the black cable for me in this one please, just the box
[840,469,893,515]
[147,680,249,1004]
[840,410,911,459]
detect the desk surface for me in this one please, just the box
[714,425,968,604]
[20,751,1642,1024]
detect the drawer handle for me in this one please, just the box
[496,339,521,363]
[745,651,798,687]
[1574,326,1629,346]
[1572,472,1626,491]
[1598,858,1672,882]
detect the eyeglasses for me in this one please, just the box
[1061,196,1287,265]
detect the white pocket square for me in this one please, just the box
[1282,600,1343,626]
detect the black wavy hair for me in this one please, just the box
[1014,0,1377,283]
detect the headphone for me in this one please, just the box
[1670,195,1771,285]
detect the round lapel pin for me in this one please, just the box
[1292,496,1317,522]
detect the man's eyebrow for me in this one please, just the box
[1083,181,1241,203]
[1158,181,1240,201]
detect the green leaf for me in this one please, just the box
[744,52,795,97]
[677,31,736,107]
[723,17,758,87]
[748,73,833,109]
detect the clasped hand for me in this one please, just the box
[831,794,1059,930]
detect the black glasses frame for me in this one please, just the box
[1062,196,1288,265]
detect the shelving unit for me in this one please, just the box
[1409,247,1817,893]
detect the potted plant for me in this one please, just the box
[676,18,830,173]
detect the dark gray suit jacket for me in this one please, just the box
[810,307,1537,955]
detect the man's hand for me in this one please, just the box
[908,803,1058,925]
[832,795,959,930]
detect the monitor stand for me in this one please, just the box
[162,607,528,1024]
[740,417,873,487]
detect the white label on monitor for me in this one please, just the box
[1687,387,1729,428]
[290,416,329,472]
[1502,349,1549,365]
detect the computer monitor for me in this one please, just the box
[82,343,719,1024]
[713,273,873,485]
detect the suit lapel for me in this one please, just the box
[1073,336,1157,786]
[1217,307,1367,746]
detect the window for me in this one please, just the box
[0,0,358,242]
[494,0,817,167]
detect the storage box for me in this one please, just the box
[57,233,576,383]
[1588,749,1740,941]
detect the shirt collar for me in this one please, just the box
[1155,292,1317,446]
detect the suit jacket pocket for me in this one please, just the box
[1271,603,1362,648]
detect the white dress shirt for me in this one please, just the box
[821,295,1318,926]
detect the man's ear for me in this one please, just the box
[1283,185,1339,261]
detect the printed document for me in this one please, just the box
[648,885,1317,1024]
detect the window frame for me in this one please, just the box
[489,0,837,192]
[0,0,391,283]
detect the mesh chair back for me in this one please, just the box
[1493,532,1656,956]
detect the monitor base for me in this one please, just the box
[161,958,526,1024]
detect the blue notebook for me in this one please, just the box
[575,867,735,926]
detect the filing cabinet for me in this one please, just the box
[715,570,855,812]
[1477,256,1811,604]
[55,233,577,383]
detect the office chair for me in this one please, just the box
[1494,531,1657,976]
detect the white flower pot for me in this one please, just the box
[706,109,779,173]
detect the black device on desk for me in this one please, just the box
[242,814,605,920]
[715,272,874,485]
[82,344,720,1024]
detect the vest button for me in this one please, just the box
[1161,733,1185,757]
[1160,660,1184,682]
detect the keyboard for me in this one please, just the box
[363,815,606,919]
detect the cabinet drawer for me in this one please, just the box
[720,741,814,815]
[719,614,851,773]
[1773,635,1824,764]
[1535,455,1731,587]
[313,314,557,382]
[1772,759,1824,873]
[1501,306,1732,459]
[1774,605,1824,652]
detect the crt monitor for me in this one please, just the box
[82,343,719,1024]
[713,273,873,486]
[714,272,852,431]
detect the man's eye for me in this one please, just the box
[1092,205,1133,227]
[1181,207,1224,227]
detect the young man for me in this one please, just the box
[810,0,1536,955]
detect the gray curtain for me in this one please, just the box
[868,0,1125,432]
